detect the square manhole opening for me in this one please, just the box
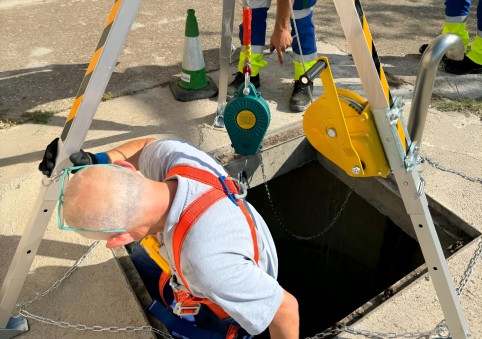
[246,160,477,338]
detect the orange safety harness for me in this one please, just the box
[157,165,259,337]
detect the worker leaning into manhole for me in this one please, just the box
[38,137,299,339]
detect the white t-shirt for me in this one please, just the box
[138,138,283,335]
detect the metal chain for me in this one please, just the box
[17,241,101,311]
[304,327,341,338]
[306,237,482,339]
[258,152,355,241]
[18,310,171,337]
[422,156,482,184]
[340,326,435,338]
[456,237,482,296]
[16,240,174,338]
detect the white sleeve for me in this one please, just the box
[180,202,284,335]
[138,138,227,181]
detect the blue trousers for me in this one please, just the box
[130,244,253,338]
[445,0,481,30]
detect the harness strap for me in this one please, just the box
[226,324,240,339]
[166,165,237,191]
[164,165,259,321]
[158,270,172,310]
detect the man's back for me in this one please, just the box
[138,138,283,335]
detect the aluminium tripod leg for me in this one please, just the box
[332,0,471,337]
[213,0,236,128]
[392,167,471,338]
[0,0,142,335]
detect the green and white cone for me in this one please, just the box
[170,9,218,101]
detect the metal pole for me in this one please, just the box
[407,34,464,146]
[0,0,142,334]
[332,1,471,337]
[213,0,236,128]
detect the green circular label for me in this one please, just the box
[237,110,256,129]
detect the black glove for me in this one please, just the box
[69,149,97,167]
[38,138,59,177]
[38,138,96,177]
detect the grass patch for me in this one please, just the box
[101,92,115,101]
[385,71,409,88]
[433,97,482,117]
[21,110,56,124]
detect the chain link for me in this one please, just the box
[16,241,101,312]
[456,237,482,296]
[16,240,173,338]
[258,152,355,240]
[422,156,482,184]
[18,309,171,337]
[305,237,482,339]
[341,326,436,338]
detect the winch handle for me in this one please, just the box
[299,59,327,85]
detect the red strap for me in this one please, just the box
[167,165,259,320]
[172,188,226,292]
[165,165,237,192]
[238,200,259,263]
[242,7,252,46]
[158,271,172,310]
[226,324,240,339]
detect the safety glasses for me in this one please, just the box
[57,164,128,233]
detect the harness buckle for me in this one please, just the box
[225,177,248,200]
[172,302,201,316]
[219,176,248,205]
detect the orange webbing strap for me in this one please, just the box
[158,270,172,310]
[165,165,237,192]
[226,324,240,339]
[172,188,230,319]
[166,165,259,320]
[238,200,259,263]
[172,188,226,290]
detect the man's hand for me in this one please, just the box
[38,138,59,177]
[269,28,293,65]
[69,150,96,167]
[38,138,96,177]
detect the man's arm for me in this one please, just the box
[105,137,156,169]
[268,289,299,338]
[269,0,295,64]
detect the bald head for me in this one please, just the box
[62,166,147,234]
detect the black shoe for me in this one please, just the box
[419,44,429,54]
[419,43,450,63]
[444,55,482,75]
[227,72,260,97]
[289,80,313,113]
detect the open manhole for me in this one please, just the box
[240,144,477,338]
[247,161,454,337]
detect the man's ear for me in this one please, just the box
[113,160,137,172]
[106,233,135,248]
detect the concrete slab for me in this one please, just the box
[1,0,481,338]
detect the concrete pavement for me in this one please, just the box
[1,0,481,338]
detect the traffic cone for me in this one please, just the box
[170,9,218,102]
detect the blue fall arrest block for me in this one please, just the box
[224,82,270,155]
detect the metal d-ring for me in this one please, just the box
[225,177,248,200]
